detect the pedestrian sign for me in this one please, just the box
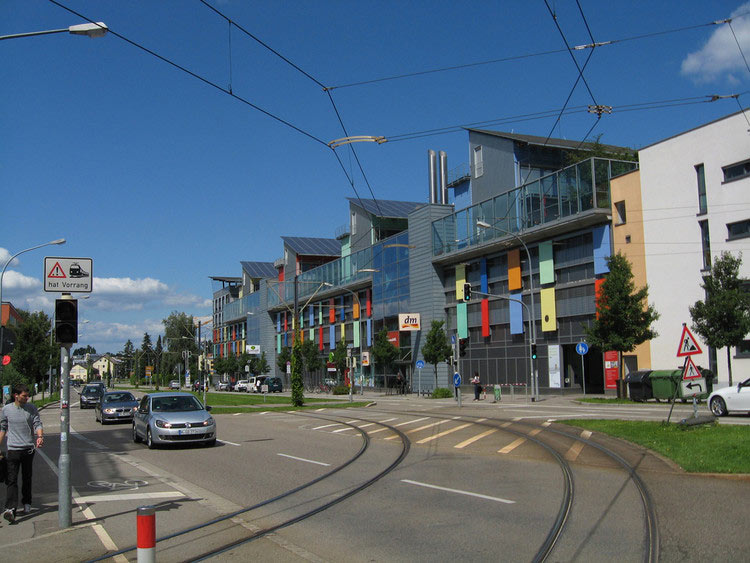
[676,325,702,357]
[682,357,702,380]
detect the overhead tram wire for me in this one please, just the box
[48,0,328,148]
[196,0,384,218]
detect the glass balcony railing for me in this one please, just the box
[432,157,637,255]
[223,290,261,323]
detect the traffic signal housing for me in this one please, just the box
[55,299,78,344]
[531,343,537,360]
[463,282,472,302]
[459,338,468,357]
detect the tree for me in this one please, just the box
[331,343,348,382]
[690,251,750,386]
[584,253,660,397]
[73,345,96,356]
[122,340,135,379]
[372,329,398,377]
[291,333,304,406]
[299,339,324,377]
[162,311,198,376]
[276,346,291,376]
[421,320,453,388]
[12,310,55,391]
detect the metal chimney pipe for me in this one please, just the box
[428,150,438,204]
[439,151,448,204]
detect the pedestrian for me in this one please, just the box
[472,372,482,401]
[0,383,44,523]
[396,372,404,395]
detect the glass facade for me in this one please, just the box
[431,157,638,255]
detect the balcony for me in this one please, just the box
[432,157,638,256]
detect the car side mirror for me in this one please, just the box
[205,405,212,411]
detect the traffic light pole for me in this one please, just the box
[58,342,72,528]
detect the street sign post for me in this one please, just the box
[416,360,424,396]
[576,342,588,395]
[453,372,462,408]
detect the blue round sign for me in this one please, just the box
[453,372,462,387]
[416,360,425,369]
[576,342,589,356]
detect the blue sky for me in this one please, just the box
[2,1,749,354]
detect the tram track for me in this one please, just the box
[358,406,659,563]
[86,413,410,562]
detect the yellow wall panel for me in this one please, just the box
[455,264,466,301]
[541,287,557,332]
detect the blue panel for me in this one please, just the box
[593,224,611,274]
[309,306,314,326]
[480,258,488,293]
[276,313,281,333]
[339,296,345,322]
[330,325,336,349]
[284,333,288,347]
[510,291,524,334]
[367,319,372,347]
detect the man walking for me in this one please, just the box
[0,383,44,523]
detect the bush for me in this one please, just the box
[432,387,453,399]
[332,385,350,395]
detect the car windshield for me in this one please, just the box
[104,393,135,403]
[83,386,101,394]
[151,396,203,412]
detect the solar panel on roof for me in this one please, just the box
[282,237,340,256]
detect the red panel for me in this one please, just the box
[329,298,335,323]
[284,312,288,332]
[366,289,372,317]
[319,326,324,351]
[481,298,490,337]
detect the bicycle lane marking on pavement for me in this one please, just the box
[35,447,128,563]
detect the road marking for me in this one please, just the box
[233,413,242,416]
[312,423,341,430]
[498,437,526,454]
[75,491,186,504]
[501,422,512,427]
[455,428,498,449]
[416,423,472,444]
[277,453,330,466]
[315,408,326,412]
[357,423,376,428]
[542,421,552,427]
[581,430,592,439]
[528,428,542,436]
[401,480,515,504]
[393,417,429,427]
[565,441,586,461]
[218,439,241,446]
[332,426,356,433]
[377,417,398,423]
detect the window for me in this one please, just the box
[722,158,750,183]
[699,220,711,270]
[473,145,483,178]
[735,340,750,358]
[696,164,707,214]
[727,219,750,241]
[614,201,627,225]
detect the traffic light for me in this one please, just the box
[463,282,472,301]
[531,343,537,360]
[459,338,468,357]
[55,299,78,344]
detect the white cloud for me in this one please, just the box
[681,4,750,82]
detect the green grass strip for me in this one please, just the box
[559,419,750,474]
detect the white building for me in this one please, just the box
[627,109,750,385]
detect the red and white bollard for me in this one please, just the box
[137,505,156,563]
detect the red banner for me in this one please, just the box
[604,350,619,390]
[387,331,400,348]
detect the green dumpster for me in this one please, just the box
[649,370,682,402]
[493,385,501,402]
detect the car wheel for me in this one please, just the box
[146,428,156,449]
[132,424,141,443]
[206,439,216,447]
[710,396,727,417]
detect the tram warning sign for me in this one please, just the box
[44,257,93,293]
[676,325,702,357]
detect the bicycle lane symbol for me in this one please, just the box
[87,479,148,491]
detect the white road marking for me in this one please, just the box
[75,491,186,504]
[277,453,331,466]
[455,428,498,449]
[217,439,241,446]
[312,423,341,430]
[416,423,472,444]
[498,437,526,454]
[401,479,515,504]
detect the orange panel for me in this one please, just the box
[508,249,521,291]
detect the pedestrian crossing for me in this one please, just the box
[296,412,593,459]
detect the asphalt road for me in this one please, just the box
[1,389,748,562]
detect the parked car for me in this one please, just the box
[79,384,105,409]
[265,376,283,393]
[215,381,230,391]
[169,380,180,390]
[236,380,250,392]
[707,377,750,416]
[132,392,216,449]
[95,391,139,424]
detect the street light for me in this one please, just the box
[0,238,66,389]
[0,22,108,41]
[476,220,539,401]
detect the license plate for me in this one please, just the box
[178,428,201,435]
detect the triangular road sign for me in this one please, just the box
[682,357,702,380]
[676,325,702,357]
[47,261,67,279]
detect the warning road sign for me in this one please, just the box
[682,356,702,380]
[676,325,702,357]
[44,257,93,293]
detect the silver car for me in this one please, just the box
[132,392,216,449]
[95,391,139,424]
